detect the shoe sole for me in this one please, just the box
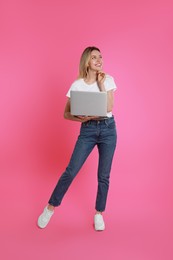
[94,224,105,231]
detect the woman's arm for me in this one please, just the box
[97,72,114,112]
[106,89,114,112]
[64,98,98,122]
[64,98,81,122]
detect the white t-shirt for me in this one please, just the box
[66,74,117,118]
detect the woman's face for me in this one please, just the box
[87,50,103,72]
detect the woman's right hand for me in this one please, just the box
[77,116,99,122]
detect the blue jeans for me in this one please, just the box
[48,116,117,212]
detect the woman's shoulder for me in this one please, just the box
[68,78,85,92]
[105,74,117,84]
[66,78,84,97]
[105,74,115,80]
[71,78,83,86]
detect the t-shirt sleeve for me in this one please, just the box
[66,87,71,98]
[66,81,78,98]
[104,75,117,92]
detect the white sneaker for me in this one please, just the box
[94,213,105,231]
[37,206,54,228]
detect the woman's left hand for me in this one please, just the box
[97,71,106,90]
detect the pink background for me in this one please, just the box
[0,0,173,259]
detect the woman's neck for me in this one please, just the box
[84,71,97,84]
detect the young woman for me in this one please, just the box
[37,46,117,231]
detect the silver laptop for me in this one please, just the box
[70,90,107,117]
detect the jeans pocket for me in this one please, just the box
[107,121,115,129]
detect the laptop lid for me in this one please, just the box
[70,90,107,117]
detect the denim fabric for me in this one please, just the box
[48,116,117,212]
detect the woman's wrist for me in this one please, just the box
[98,84,106,92]
[64,112,81,122]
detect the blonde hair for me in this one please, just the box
[78,46,100,79]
